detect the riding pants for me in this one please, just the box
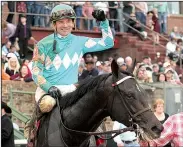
[35,84,76,113]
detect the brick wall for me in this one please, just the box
[167,15,183,33]
[2,80,37,127]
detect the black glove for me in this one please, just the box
[48,86,62,99]
[92,9,106,21]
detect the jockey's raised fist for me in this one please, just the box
[92,9,106,21]
[48,86,62,99]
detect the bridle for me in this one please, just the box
[112,76,151,121]
[56,75,150,147]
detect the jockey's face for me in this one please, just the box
[54,18,74,36]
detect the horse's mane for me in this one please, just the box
[60,74,112,108]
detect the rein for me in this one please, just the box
[56,75,150,146]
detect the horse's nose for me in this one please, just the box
[151,125,164,135]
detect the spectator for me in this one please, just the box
[96,61,104,75]
[153,98,172,147]
[14,14,36,59]
[22,59,30,66]
[4,57,20,77]
[133,61,141,76]
[33,2,46,27]
[26,2,35,26]
[10,64,33,82]
[83,53,93,63]
[73,2,85,30]
[152,64,159,82]
[78,62,85,77]
[82,2,94,30]
[117,57,127,71]
[2,41,11,57]
[6,2,15,23]
[154,2,169,34]
[144,67,153,83]
[2,20,16,44]
[113,121,139,147]
[142,56,149,65]
[157,73,166,82]
[166,37,177,55]
[7,45,20,59]
[44,2,53,27]
[125,56,133,68]
[133,2,148,26]
[122,1,135,32]
[152,8,160,45]
[102,61,111,74]
[120,63,128,71]
[108,2,118,31]
[163,60,180,81]
[136,68,146,83]
[164,68,177,84]
[174,39,183,56]
[170,26,182,41]
[158,61,164,72]
[2,64,10,80]
[117,57,124,66]
[141,112,183,147]
[146,11,154,31]
[79,60,99,81]
[108,56,113,63]
[127,13,146,41]
[1,102,15,147]
[16,2,27,22]
[153,98,169,124]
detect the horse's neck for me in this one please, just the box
[63,89,109,132]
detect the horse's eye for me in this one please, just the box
[127,93,133,99]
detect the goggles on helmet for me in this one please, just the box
[50,9,76,22]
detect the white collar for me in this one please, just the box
[57,33,68,39]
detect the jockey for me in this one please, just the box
[32,4,114,113]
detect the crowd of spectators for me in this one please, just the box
[2,41,33,82]
[2,1,183,86]
[76,52,183,86]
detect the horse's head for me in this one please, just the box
[107,60,163,141]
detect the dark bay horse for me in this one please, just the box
[36,60,163,147]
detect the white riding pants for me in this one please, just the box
[35,84,77,102]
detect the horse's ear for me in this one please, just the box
[111,59,119,78]
[127,58,136,73]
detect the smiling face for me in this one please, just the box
[9,58,17,68]
[54,18,74,36]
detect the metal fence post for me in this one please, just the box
[163,82,167,112]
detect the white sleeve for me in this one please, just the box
[113,121,123,144]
